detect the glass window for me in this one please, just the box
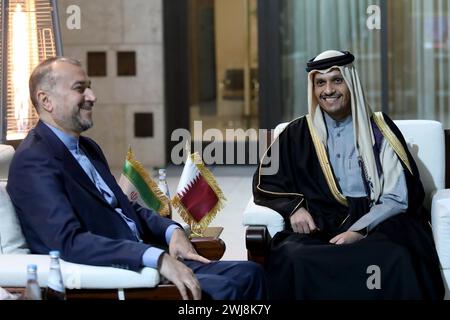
[280,0,381,121]
[279,0,450,128]
[387,0,450,126]
[187,0,259,142]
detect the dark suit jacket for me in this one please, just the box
[7,121,178,271]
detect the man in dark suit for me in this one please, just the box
[7,57,266,300]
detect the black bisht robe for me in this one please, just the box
[253,113,444,299]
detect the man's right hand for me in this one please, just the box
[158,253,201,300]
[290,207,317,234]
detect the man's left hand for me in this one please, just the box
[329,231,364,245]
[169,228,211,263]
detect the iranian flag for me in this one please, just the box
[118,148,170,216]
[172,152,226,235]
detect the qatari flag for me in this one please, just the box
[172,152,226,235]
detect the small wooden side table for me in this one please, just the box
[190,227,226,261]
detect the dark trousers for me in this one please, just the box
[183,260,267,300]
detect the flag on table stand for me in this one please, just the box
[118,148,171,216]
[172,152,226,236]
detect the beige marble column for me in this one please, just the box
[58,0,165,170]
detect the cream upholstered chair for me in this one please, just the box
[243,120,450,299]
[0,144,175,300]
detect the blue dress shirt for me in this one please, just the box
[323,113,408,232]
[44,122,178,268]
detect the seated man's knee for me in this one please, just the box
[234,261,267,299]
[238,261,264,273]
[199,275,240,300]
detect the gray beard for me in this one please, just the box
[70,110,93,133]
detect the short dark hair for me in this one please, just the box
[29,56,81,111]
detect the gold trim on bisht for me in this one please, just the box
[256,118,306,197]
[372,112,413,175]
[255,117,307,214]
[306,115,348,206]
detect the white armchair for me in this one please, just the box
[0,144,173,300]
[243,120,450,299]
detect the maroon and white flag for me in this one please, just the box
[172,152,226,235]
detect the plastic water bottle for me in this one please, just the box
[45,250,66,300]
[23,264,42,300]
[158,168,172,219]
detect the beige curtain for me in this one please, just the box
[389,0,450,128]
[281,0,381,120]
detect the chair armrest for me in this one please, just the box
[431,189,450,299]
[0,254,159,289]
[242,198,285,237]
[431,189,450,270]
[245,226,271,266]
[243,198,285,266]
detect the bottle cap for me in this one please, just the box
[49,250,60,258]
[27,264,37,272]
[158,168,166,178]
